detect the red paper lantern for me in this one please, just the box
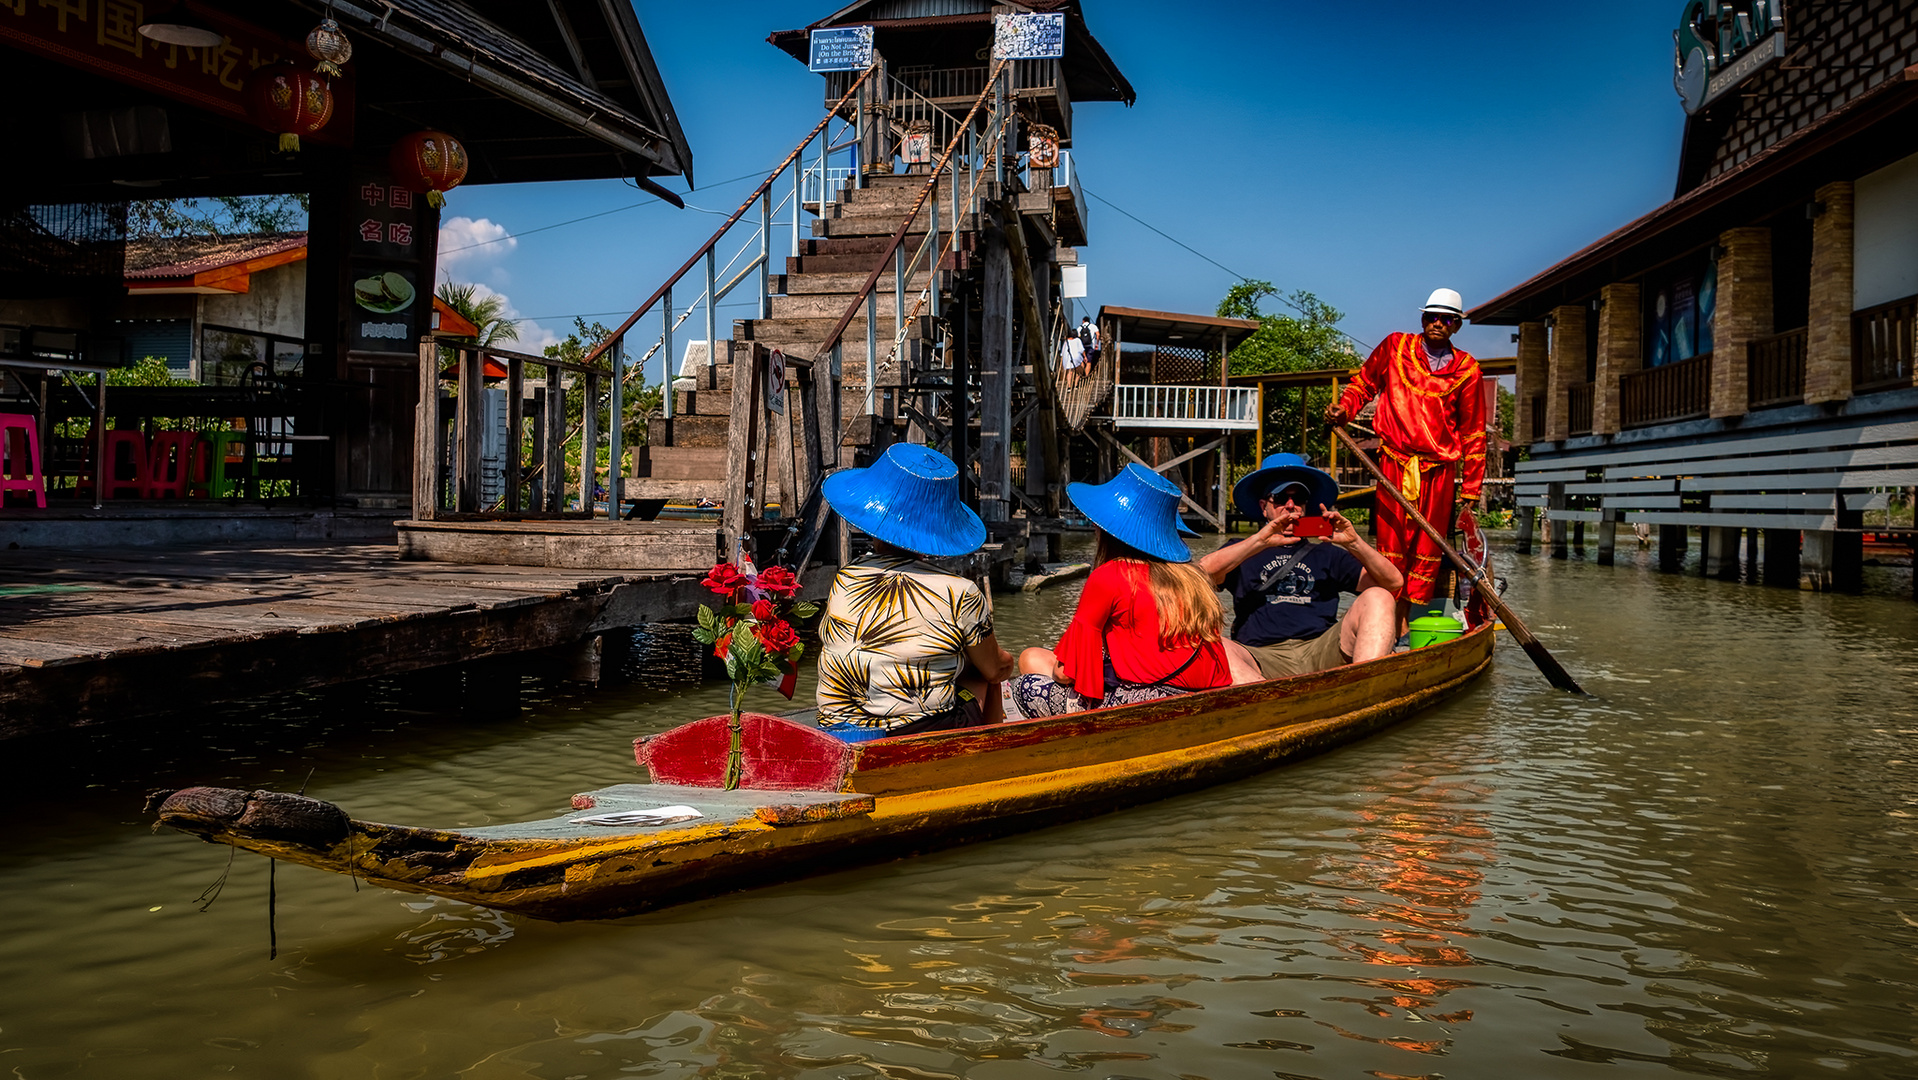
[388,130,468,208]
[245,63,333,152]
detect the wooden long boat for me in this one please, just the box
[153,623,1494,921]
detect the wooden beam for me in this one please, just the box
[1093,428,1224,529]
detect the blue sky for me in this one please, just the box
[440,1,1689,375]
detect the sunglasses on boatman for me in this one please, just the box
[1422,312,1463,327]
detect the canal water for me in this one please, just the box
[2,538,1916,1080]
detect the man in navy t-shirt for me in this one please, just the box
[1198,454,1403,679]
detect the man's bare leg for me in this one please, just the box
[1344,587,1402,663]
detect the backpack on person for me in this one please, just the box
[1077,322,1096,358]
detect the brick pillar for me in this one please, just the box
[1711,226,1773,418]
[1515,321,1547,444]
[1544,305,1585,442]
[1805,181,1854,404]
[1593,283,1641,435]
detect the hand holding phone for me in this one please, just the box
[1291,515,1333,537]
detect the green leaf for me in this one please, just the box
[697,606,716,631]
[723,654,743,682]
[785,644,805,664]
[789,601,819,620]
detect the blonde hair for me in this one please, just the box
[1094,532,1222,645]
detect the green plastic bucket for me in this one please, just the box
[1407,615,1464,649]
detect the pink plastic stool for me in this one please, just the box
[145,431,200,499]
[100,430,147,499]
[0,413,46,508]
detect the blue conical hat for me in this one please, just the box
[1066,463,1192,563]
[822,443,985,557]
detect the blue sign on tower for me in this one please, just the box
[808,26,874,72]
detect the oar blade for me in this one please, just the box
[1518,636,1588,696]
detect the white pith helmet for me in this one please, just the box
[1421,288,1466,317]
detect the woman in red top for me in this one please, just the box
[1011,465,1235,717]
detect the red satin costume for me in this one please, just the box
[1336,332,1486,603]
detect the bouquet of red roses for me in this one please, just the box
[690,560,817,700]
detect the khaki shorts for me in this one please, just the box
[1243,619,1347,679]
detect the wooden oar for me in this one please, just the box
[1331,427,1588,695]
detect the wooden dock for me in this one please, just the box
[0,542,829,740]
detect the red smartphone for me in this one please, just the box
[1292,515,1334,537]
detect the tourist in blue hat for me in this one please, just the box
[1011,464,1235,718]
[1197,453,1402,679]
[814,443,1017,741]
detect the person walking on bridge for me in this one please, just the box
[1324,288,1486,625]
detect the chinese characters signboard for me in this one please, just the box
[349,169,428,353]
[0,0,353,143]
[807,25,872,72]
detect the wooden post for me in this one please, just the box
[1659,524,1686,573]
[505,355,524,513]
[724,344,765,561]
[579,372,598,514]
[414,339,438,519]
[1762,528,1799,587]
[979,225,1013,523]
[1596,511,1617,566]
[543,364,564,512]
[952,290,972,502]
[607,340,624,518]
[456,345,482,512]
[1547,483,1567,559]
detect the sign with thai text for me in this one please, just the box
[1673,0,1786,114]
[807,26,872,72]
[992,12,1065,60]
[0,0,352,142]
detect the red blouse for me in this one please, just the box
[1053,560,1233,700]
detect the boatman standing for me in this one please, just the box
[1324,288,1486,625]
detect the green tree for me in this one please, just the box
[1218,282,1358,468]
[434,281,522,348]
[1218,284,1356,376]
[127,195,308,239]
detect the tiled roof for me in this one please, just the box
[124,232,306,280]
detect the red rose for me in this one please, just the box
[752,598,776,621]
[753,618,799,654]
[701,562,746,597]
[754,565,800,597]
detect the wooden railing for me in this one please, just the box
[1529,394,1543,441]
[1747,326,1807,408]
[1621,352,1711,428]
[1854,294,1916,394]
[1567,383,1593,436]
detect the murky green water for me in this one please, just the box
[2,538,1917,1079]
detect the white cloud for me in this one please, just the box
[457,282,560,354]
[438,216,515,271]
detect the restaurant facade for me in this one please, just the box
[0,0,689,534]
[1476,0,1918,592]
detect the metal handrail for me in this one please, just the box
[581,65,876,369]
[810,60,1010,387]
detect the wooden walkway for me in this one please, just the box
[0,543,824,740]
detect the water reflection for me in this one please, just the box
[1,542,1917,1078]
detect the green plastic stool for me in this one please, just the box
[196,429,250,498]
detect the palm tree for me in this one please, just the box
[435,281,522,347]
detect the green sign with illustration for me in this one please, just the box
[1673,0,1787,115]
